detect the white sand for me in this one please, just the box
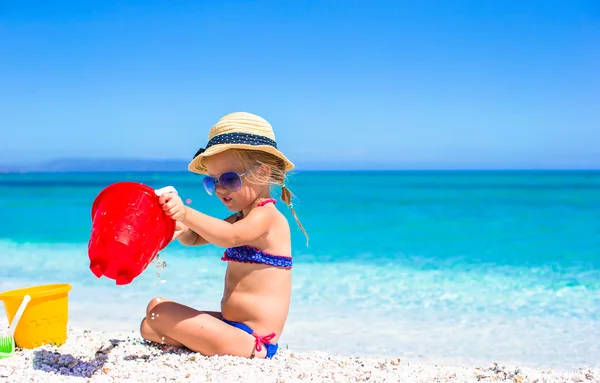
[0,326,598,383]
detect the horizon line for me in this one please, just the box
[2,169,600,174]
[0,157,598,173]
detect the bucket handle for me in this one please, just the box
[8,295,31,338]
[154,186,177,197]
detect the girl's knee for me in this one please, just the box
[146,296,168,316]
[146,298,172,329]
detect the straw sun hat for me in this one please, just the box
[187,112,295,175]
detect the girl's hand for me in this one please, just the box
[173,221,189,240]
[159,191,187,221]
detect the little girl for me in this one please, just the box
[139,112,308,359]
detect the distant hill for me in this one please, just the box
[0,158,191,172]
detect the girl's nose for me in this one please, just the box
[215,182,228,192]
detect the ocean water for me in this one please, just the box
[0,171,599,369]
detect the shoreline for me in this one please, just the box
[0,327,598,383]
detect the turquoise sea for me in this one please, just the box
[1,171,599,369]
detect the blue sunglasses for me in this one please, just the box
[202,164,260,196]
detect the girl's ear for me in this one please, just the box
[258,164,271,179]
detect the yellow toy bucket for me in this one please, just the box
[0,284,72,349]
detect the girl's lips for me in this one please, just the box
[222,197,233,204]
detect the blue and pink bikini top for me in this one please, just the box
[221,198,293,269]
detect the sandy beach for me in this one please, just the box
[0,325,597,383]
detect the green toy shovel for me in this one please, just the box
[0,294,31,358]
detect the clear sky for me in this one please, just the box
[1,0,598,169]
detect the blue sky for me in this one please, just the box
[1,0,598,169]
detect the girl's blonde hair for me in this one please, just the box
[201,148,309,245]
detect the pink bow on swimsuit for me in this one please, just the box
[253,332,276,352]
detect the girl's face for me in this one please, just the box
[203,151,266,212]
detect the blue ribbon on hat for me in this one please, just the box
[193,133,277,159]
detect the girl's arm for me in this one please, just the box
[181,206,272,248]
[177,214,239,246]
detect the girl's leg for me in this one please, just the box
[140,297,221,347]
[140,318,184,347]
[140,296,266,358]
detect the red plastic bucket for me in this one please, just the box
[88,182,175,285]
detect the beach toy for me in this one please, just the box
[88,182,176,285]
[0,284,72,349]
[0,294,30,358]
